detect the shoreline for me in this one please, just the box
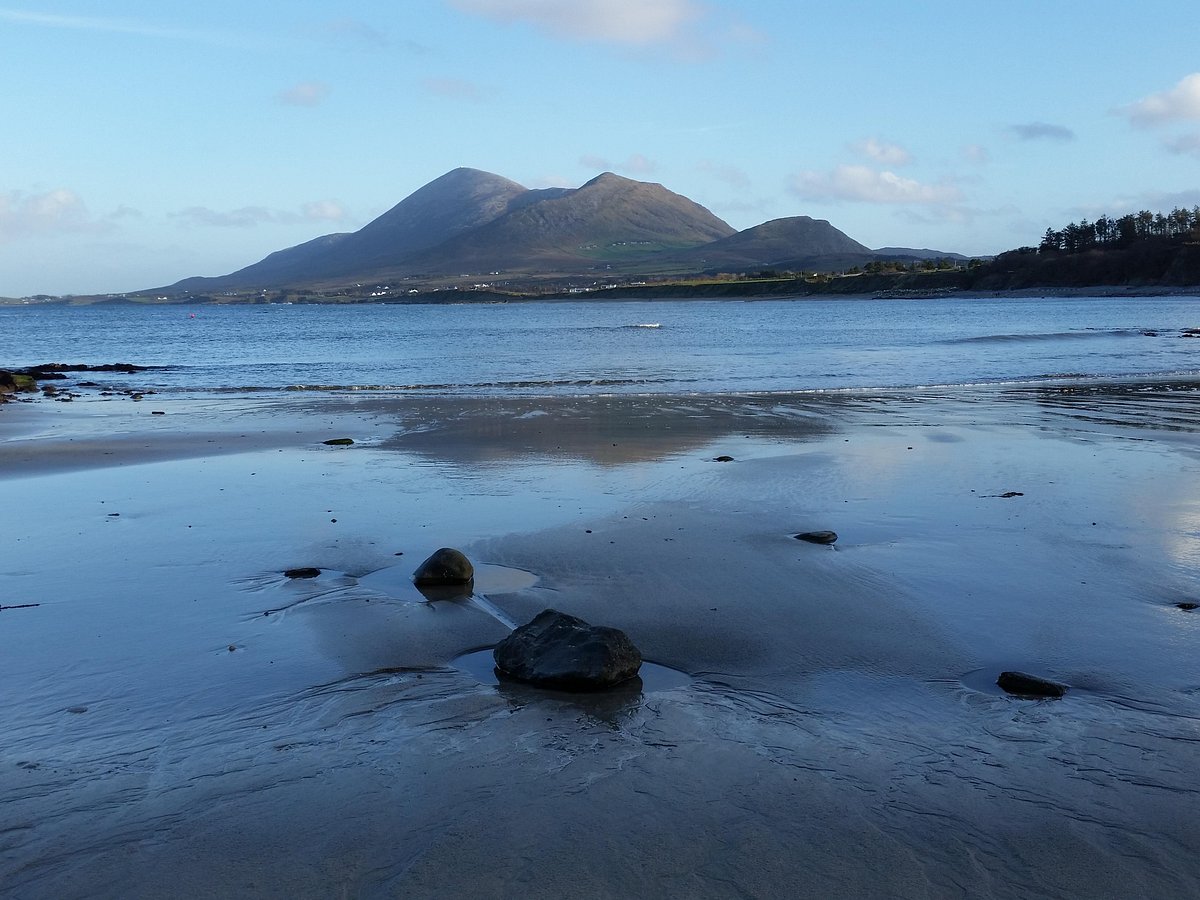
[5,283,1200,307]
[3,386,1200,896]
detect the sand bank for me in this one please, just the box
[3,384,1200,897]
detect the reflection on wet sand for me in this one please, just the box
[370,393,837,466]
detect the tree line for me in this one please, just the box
[1039,207,1200,255]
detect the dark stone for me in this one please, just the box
[714,455,735,462]
[493,609,642,690]
[25,362,149,374]
[413,548,474,586]
[1176,602,1198,611]
[997,491,1024,498]
[997,671,1067,698]
[21,370,68,380]
[795,530,838,545]
[323,437,354,446]
[284,567,322,579]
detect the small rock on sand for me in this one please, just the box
[493,609,642,690]
[284,567,322,579]
[997,671,1067,698]
[795,531,838,545]
[323,438,354,446]
[413,548,474,586]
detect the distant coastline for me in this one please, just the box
[7,278,1199,307]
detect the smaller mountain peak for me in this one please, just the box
[582,171,639,189]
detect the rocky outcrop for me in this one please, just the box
[413,548,474,586]
[493,609,642,690]
[0,369,36,399]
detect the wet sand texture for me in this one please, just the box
[3,384,1200,898]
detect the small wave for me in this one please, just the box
[626,323,662,329]
[278,375,686,393]
[941,328,1145,345]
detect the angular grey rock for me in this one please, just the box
[997,671,1067,698]
[493,609,642,691]
[795,530,838,545]
[412,547,474,586]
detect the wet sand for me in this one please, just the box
[3,384,1200,898]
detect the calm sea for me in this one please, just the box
[1,296,1198,398]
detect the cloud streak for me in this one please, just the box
[1008,121,1075,142]
[277,81,330,107]
[0,6,243,46]
[171,201,349,228]
[790,165,963,206]
[448,0,701,45]
[580,153,657,175]
[1118,73,1200,127]
[1164,133,1200,158]
[421,77,493,103]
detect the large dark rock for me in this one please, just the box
[997,671,1067,698]
[412,547,474,586]
[493,609,642,691]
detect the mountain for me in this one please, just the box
[173,168,529,290]
[671,216,873,272]
[398,172,736,276]
[159,168,961,295]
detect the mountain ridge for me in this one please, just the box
[162,168,962,295]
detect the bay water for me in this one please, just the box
[3,295,1199,397]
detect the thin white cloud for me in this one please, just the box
[171,201,349,228]
[620,153,657,175]
[318,18,389,49]
[108,205,144,221]
[1008,122,1075,142]
[790,165,963,206]
[0,6,244,46]
[961,143,990,164]
[277,81,330,107]
[301,200,349,222]
[421,77,493,103]
[1118,73,1200,127]
[698,160,751,189]
[0,188,110,242]
[1164,132,1200,158]
[579,153,657,176]
[448,0,701,45]
[1120,188,1200,211]
[851,137,912,167]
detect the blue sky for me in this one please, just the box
[3,0,1199,296]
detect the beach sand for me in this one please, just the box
[3,384,1200,898]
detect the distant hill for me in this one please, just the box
[874,247,971,261]
[157,168,965,296]
[672,216,873,272]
